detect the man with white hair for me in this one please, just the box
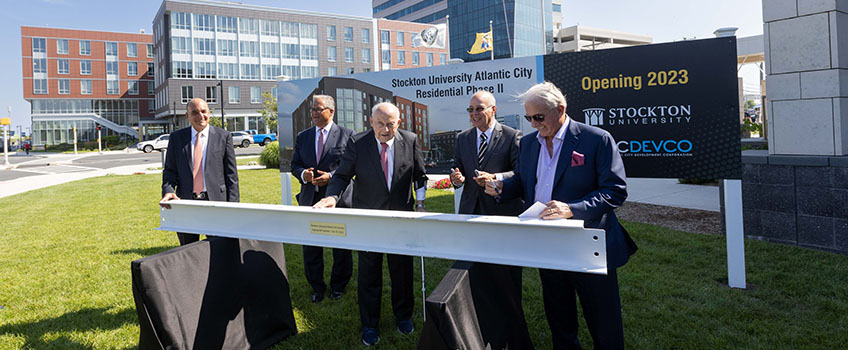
[486,82,637,349]
[314,102,427,346]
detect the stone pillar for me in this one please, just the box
[763,1,848,155]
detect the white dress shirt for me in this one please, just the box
[190,125,210,192]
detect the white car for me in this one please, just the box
[231,131,253,148]
[137,134,169,153]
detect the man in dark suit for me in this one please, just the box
[159,98,239,246]
[314,102,427,347]
[290,95,354,303]
[487,82,637,350]
[449,90,529,347]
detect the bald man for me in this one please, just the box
[160,98,239,245]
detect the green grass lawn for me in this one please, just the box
[0,169,846,349]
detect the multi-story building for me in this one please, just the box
[392,96,430,151]
[373,0,556,62]
[21,26,154,146]
[428,129,460,162]
[377,19,448,70]
[553,25,652,53]
[152,0,449,136]
[496,114,521,130]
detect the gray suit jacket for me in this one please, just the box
[162,126,239,202]
[452,122,523,215]
[326,129,427,211]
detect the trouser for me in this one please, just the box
[302,245,353,294]
[176,196,209,246]
[358,251,413,328]
[539,268,624,350]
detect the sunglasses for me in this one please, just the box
[310,107,330,113]
[466,106,492,113]
[524,107,557,122]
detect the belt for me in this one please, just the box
[192,191,208,200]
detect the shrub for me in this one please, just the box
[259,141,280,169]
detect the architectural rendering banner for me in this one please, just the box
[278,37,741,179]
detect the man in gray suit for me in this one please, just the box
[159,98,239,245]
[291,95,354,303]
[314,102,427,347]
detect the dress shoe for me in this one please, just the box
[328,290,343,300]
[311,291,324,303]
[397,319,414,335]
[361,327,380,346]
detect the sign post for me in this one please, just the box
[1,113,10,166]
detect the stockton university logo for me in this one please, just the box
[582,108,605,126]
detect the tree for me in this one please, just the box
[744,99,757,110]
[258,91,277,133]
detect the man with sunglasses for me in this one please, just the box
[486,82,637,350]
[291,95,354,303]
[448,90,530,348]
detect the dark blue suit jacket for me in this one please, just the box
[291,123,354,206]
[501,120,636,269]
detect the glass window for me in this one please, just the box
[206,86,217,103]
[240,64,259,80]
[80,60,91,75]
[239,18,258,34]
[347,67,354,75]
[397,51,405,65]
[262,64,281,80]
[440,53,446,65]
[171,12,191,30]
[344,27,353,42]
[397,32,404,46]
[106,61,118,75]
[128,81,139,95]
[327,25,336,41]
[80,80,92,94]
[193,38,215,55]
[106,42,118,56]
[33,58,46,73]
[250,86,261,103]
[194,62,216,79]
[172,61,192,78]
[107,80,119,94]
[128,62,138,76]
[217,16,237,33]
[217,39,236,56]
[327,46,336,61]
[181,86,193,103]
[382,50,391,64]
[282,43,299,59]
[58,79,70,94]
[381,30,390,45]
[261,20,280,36]
[58,59,69,74]
[239,41,259,57]
[57,39,69,54]
[147,44,154,58]
[32,38,46,53]
[217,63,238,79]
[328,67,337,76]
[301,24,317,39]
[302,66,319,78]
[282,65,300,80]
[261,42,280,58]
[426,52,433,66]
[33,79,47,94]
[148,81,154,95]
[281,22,299,37]
[412,52,419,65]
[148,99,155,113]
[147,63,154,77]
[345,47,354,63]
[172,37,191,54]
[127,43,137,57]
[301,44,317,60]
[79,40,91,55]
[362,48,371,63]
[229,86,240,103]
[193,14,214,31]
[362,28,370,43]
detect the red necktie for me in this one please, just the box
[316,128,324,164]
[192,133,204,194]
[380,142,389,186]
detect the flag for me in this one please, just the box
[411,24,447,49]
[468,31,492,55]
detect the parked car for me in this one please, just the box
[231,131,253,148]
[243,129,277,146]
[137,134,169,153]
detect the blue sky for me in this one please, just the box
[2,0,763,133]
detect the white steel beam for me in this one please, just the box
[158,201,608,274]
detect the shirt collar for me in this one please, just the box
[375,134,395,148]
[476,121,495,140]
[536,115,570,145]
[315,121,334,133]
[191,125,209,140]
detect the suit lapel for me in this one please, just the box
[526,132,540,201]
[305,127,318,167]
[319,125,339,167]
[390,132,405,192]
[480,123,503,169]
[365,131,389,192]
[183,128,194,170]
[553,121,580,188]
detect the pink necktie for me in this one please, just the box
[192,133,204,194]
[316,128,324,164]
[380,142,389,185]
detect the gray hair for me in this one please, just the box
[312,94,335,109]
[371,102,399,118]
[517,81,566,110]
[472,90,496,106]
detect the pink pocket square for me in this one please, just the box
[571,151,585,167]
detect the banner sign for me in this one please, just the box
[278,37,740,179]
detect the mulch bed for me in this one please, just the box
[616,202,722,236]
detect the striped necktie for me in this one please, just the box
[478,133,488,165]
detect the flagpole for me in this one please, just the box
[489,20,494,60]
[446,15,451,59]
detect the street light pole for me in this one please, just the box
[217,80,225,130]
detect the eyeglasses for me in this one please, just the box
[310,107,330,113]
[466,105,492,113]
[524,108,557,122]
